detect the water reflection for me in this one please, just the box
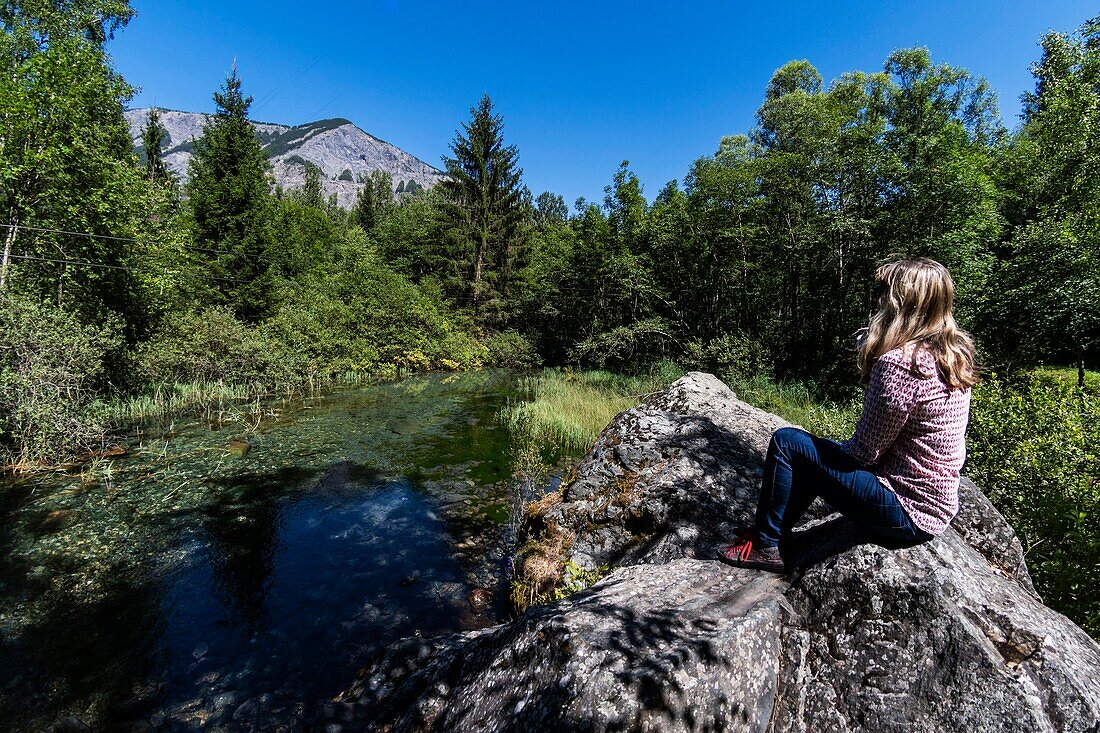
[0,370,563,731]
[202,471,293,629]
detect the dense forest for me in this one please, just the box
[1,3,1098,632]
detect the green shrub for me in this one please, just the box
[485,330,541,368]
[264,244,488,374]
[685,332,772,380]
[138,306,301,389]
[438,328,489,369]
[967,372,1100,636]
[569,317,677,369]
[0,294,121,467]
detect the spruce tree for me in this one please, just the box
[298,161,324,209]
[186,67,273,322]
[141,107,172,184]
[440,94,524,312]
[353,169,393,230]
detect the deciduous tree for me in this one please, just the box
[0,0,144,333]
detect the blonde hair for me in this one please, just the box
[857,258,978,390]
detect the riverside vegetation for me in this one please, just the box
[1,0,1099,641]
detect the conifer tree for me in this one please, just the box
[186,67,274,322]
[298,161,324,209]
[353,169,393,230]
[141,107,172,185]
[440,94,524,313]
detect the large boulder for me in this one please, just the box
[322,372,1100,732]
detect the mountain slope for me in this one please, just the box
[124,108,444,208]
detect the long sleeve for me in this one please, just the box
[840,350,922,467]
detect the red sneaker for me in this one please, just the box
[717,532,785,573]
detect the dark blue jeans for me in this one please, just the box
[754,427,932,549]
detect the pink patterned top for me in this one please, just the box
[839,344,972,535]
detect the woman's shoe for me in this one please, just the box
[717,532,785,573]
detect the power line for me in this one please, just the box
[2,226,662,297]
[0,223,265,261]
[3,223,139,244]
[6,253,254,284]
[252,55,326,114]
[2,226,650,295]
[306,84,353,121]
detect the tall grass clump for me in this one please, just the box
[722,372,861,440]
[504,361,685,454]
[100,381,257,423]
[506,370,639,454]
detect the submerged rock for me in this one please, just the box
[466,588,493,612]
[227,439,251,457]
[37,509,79,533]
[325,372,1100,732]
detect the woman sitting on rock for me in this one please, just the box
[719,257,978,572]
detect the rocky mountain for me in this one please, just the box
[124,108,444,209]
[319,372,1100,732]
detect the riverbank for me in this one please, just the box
[1,291,540,473]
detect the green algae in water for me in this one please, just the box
[0,369,573,732]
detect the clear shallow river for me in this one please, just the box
[0,370,568,732]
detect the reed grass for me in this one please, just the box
[99,366,407,425]
[100,381,259,423]
[503,363,685,454]
[504,362,860,458]
[723,373,860,440]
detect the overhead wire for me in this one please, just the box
[5,253,254,284]
[252,55,326,115]
[307,88,350,121]
[0,224,259,284]
[0,223,266,261]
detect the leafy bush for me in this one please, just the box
[967,372,1100,636]
[263,242,488,374]
[0,294,121,466]
[685,332,772,380]
[569,317,677,369]
[485,330,541,368]
[438,328,489,368]
[138,306,301,389]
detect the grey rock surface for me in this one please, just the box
[330,561,789,732]
[124,109,443,208]
[324,372,1100,732]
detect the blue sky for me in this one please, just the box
[112,1,1096,205]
